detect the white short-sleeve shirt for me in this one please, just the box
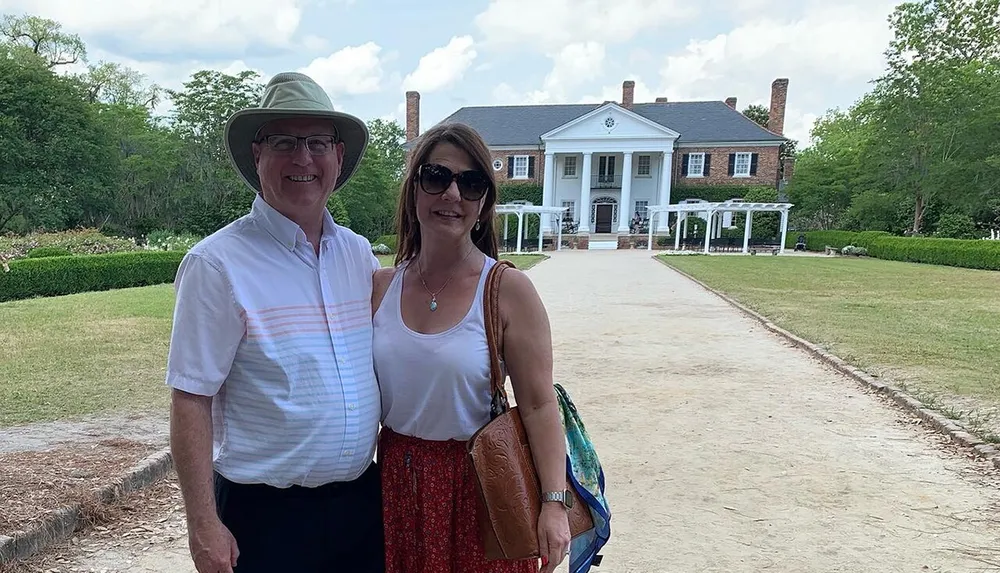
[165,194,382,488]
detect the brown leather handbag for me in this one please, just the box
[467,259,594,561]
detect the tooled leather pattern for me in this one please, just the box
[470,259,595,560]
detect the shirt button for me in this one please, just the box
[349,403,357,411]
[344,450,353,456]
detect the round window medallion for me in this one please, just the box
[492,159,503,171]
[604,116,616,129]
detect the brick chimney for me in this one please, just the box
[767,78,788,135]
[655,97,668,103]
[621,80,634,110]
[725,97,737,109]
[405,91,420,141]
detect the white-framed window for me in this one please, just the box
[636,155,651,177]
[733,152,752,177]
[634,200,649,219]
[561,200,576,219]
[563,156,577,178]
[513,155,529,179]
[688,153,705,177]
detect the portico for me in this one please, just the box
[538,103,679,240]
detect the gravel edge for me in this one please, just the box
[0,447,173,564]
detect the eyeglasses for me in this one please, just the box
[258,134,338,155]
[416,163,490,201]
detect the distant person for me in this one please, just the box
[370,122,571,572]
[165,72,384,573]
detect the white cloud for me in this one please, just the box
[488,41,607,105]
[402,36,477,93]
[298,42,386,97]
[474,0,698,51]
[0,0,309,56]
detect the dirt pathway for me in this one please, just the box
[14,250,1000,572]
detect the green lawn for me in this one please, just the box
[658,254,1000,405]
[0,253,548,427]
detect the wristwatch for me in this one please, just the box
[542,489,573,509]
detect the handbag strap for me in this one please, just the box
[483,258,516,417]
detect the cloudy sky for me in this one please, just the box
[2,0,901,147]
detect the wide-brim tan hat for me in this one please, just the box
[224,71,369,193]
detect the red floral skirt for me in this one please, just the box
[378,427,539,573]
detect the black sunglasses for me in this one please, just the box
[416,163,490,201]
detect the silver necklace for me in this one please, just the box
[415,246,475,312]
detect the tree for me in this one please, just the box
[742,104,770,128]
[866,0,1000,233]
[0,55,118,232]
[0,14,86,68]
[165,70,266,234]
[334,119,406,239]
[79,61,162,109]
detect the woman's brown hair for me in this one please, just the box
[394,122,500,265]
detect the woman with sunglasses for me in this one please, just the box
[370,122,571,573]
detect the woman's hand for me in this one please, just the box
[537,502,571,573]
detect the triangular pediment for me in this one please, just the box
[541,102,680,141]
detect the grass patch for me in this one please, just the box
[657,255,1000,402]
[1,254,549,427]
[0,285,175,427]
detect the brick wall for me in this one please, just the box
[491,150,545,184]
[673,146,780,188]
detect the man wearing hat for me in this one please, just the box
[165,72,384,573]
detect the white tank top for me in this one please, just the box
[372,256,497,441]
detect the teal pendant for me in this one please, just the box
[429,298,438,312]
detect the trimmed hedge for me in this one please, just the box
[787,230,1000,271]
[867,236,1000,271]
[0,251,185,302]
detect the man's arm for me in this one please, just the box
[165,252,245,572]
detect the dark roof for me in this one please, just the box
[416,101,785,147]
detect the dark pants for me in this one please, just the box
[214,462,384,573]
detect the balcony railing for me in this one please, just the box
[591,173,622,189]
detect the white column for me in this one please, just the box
[515,212,524,253]
[557,212,563,251]
[674,213,682,250]
[541,152,555,234]
[578,152,592,233]
[779,209,789,254]
[646,210,654,251]
[617,152,633,234]
[703,211,714,253]
[742,210,753,253]
[503,215,509,251]
[657,150,673,229]
[537,214,543,252]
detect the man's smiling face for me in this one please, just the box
[252,117,345,219]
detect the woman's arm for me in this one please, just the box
[499,267,570,571]
[498,268,566,495]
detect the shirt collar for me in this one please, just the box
[250,193,338,251]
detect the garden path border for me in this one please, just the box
[0,448,173,564]
[654,255,1000,470]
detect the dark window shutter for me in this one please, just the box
[528,156,535,178]
[728,154,736,176]
[682,154,690,176]
[750,153,759,176]
[703,154,711,176]
[507,156,514,178]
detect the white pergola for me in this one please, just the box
[645,200,794,254]
[495,203,570,253]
